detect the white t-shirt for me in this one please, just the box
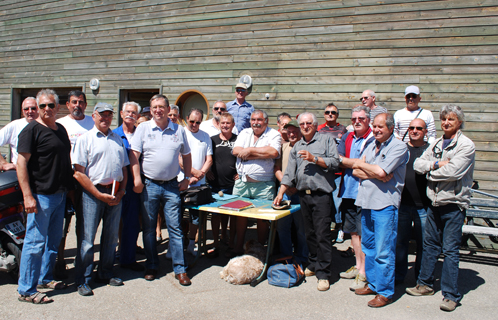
[56,115,95,150]
[178,129,213,186]
[394,108,437,143]
[199,119,239,137]
[0,118,29,163]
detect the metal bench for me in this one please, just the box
[462,189,498,252]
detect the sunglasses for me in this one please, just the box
[360,97,370,101]
[236,88,247,93]
[351,117,367,122]
[23,107,37,111]
[405,93,419,99]
[39,103,56,109]
[299,121,313,127]
[408,126,424,131]
[189,120,201,125]
[324,111,338,115]
[214,107,226,111]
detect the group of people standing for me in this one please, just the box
[0,84,475,312]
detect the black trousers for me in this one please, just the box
[299,191,334,279]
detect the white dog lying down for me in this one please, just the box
[220,240,266,285]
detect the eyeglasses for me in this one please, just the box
[405,93,419,100]
[432,144,443,159]
[360,97,370,101]
[236,88,247,93]
[39,103,56,109]
[351,117,367,122]
[214,107,226,111]
[189,120,201,125]
[324,111,338,115]
[70,100,85,105]
[408,126,424,131]
[299,121,313,127]
[23,107,37,111]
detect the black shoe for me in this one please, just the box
[77,283,93,296]
[94,276,124,286]
[121,263,145,272]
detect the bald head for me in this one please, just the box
[361,90,377,109]
[408,118,428,146]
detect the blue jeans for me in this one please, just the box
[361,206,398,299]
[276,190,309,264]
[332,175,342,224]
[141,178,186,274]
[75,187,122,285]
[395,204,427,281]
[18,193,66,296]
[418,204,465,302]
[120,182,141,265]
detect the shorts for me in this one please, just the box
[341,198,362,235]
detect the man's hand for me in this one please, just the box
[438,159,450,168]
[236,148,252,160]
[380,173,394,183]
[98,193,117,205]
[297,150,314,162]
[189,176,199,185]
[234,174,239,181]
[178,178,189,191]
[273,194,283,206]
[133,181,144,194]
[1,163,16,171]
[352,156,366,169]
[191,168,204,180]
[108,190,125,206]
[24,195,38,214]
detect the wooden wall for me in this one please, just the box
[1,0,497,191]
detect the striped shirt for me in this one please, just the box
[393,107,437,143]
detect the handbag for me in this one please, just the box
[267,256,305,288]
[180,185,214,206]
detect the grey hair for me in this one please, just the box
[351,105,371,119]
[374,113,395,130]
[277,112,291,123]
[123,101,142,114]
[212,100,225,108]
[170,104,179,112]
[364,89,376,98]
[440,105,465,129]
[22,97,36,108]
[297,112,318,126]
[36,89,59,106]
[252,109,269,121]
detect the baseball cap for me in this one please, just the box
[284,120,299,129]
[236,83,248,90]
[405,85,420,96]
[94,102,114,113]
[142,106,151,113]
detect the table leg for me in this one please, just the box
[251,220,277,287]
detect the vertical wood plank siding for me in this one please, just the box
[1,0,497,191]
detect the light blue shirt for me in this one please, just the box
[226,99,254,133]
[340,135,371,199]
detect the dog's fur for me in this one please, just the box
[220,240,266,285]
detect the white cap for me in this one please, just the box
[235,82,248,90]
[405,85,420,96]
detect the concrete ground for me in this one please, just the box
[1,222,497,320]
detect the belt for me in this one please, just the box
[97,183,113,189]
[147,177,176,185]
[300,189,328,196]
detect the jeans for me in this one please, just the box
[141,178,186,274]
[332,175,342,224]
[418,204,465,302]
[119,181,141,265]
[75,187,122,285]
[361,206,398,299]
[18,192,66,296]
[395,204,427,281]
[299,191,333,279]
[276,190,309,264]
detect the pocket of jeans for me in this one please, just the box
[144,179,150,187]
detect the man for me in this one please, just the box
[317,103,347,242]
[181,108,213,256]
[352,113,409,308]
[395,119,431,284]
[206,113,238,253]
[394,85,437,143]
[274,112,340,291]
[0,97,39,170]
[407,105,475,312]
[17,89,73,304]
[231,110,281,256]
[360,90,387,124]
[130,94,192,286]
[55,90,94,277]
[276,112,292,142]
[274,120,308,263]
[72,102,129,296]
[336,105,375,291]
[168,104,180,124]
[199,100,238,136]
[113,101,144,272]
[226,83,254,133]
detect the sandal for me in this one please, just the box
[37,280,67,290]
[18,292,54,304]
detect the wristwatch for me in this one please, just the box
[184,176,191,180]
[313,156,318,164]
[339,156,343,164]
[434,161,439,170]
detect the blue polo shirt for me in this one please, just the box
[226,99,254,133]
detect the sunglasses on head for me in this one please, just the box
[189,120,201,125]
[324,110,337,115]
[39,103,56,109]
[23,107,37,111]
[408,126,424,131]
[214,107,226,111]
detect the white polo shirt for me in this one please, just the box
[234,126,282,182]
[0,118,28,164]
[178,129,213,186]
[72,126,129,185]
[131,119,191,181]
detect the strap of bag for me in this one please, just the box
[402,108,423,141]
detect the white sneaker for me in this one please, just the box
[336,230,344,243]
[349,273,368,291]
[317,279,330,291]
[186,240,198,256]
[339,266,359,279]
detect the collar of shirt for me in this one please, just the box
[151,119,174,132]
[375,133,395,149]
[91,126,115,138]
[355,127,372,140]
